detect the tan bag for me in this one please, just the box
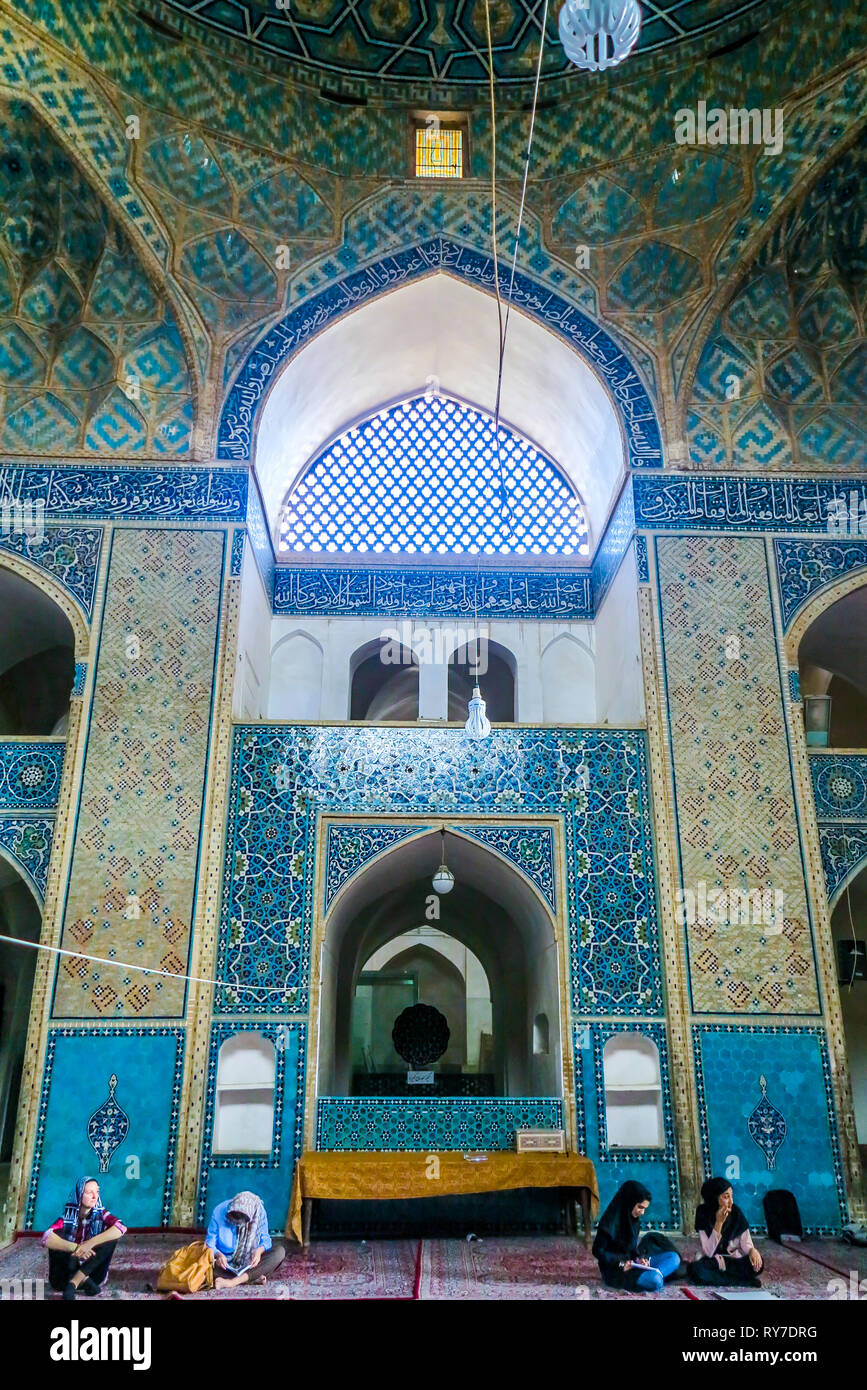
[156,1239,214,1293]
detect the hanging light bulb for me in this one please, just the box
[432,827,455,894]
[464,684,491,742]
[559,0,641,73]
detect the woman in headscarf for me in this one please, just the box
[689,1177,763,1286]
[42,1175,126,1299]
[592,1180,681,1293]
[205,1191,286,1290]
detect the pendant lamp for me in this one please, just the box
[432,827,455,894]
[464,684,491,741]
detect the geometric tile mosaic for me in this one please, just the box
[688,131,867,476]
[0,816,54,901]
[0,525,102,621]
[692,1025,847,1233]
[316,1097,564,1152]
[219,726,662,1017]
[774,538,867,631]
[52,529,224,1019]
[0,99,193,457]
[656,534,820,1015]
[817,824,867,905]
[810,756,867,822]
[0,742,64,811]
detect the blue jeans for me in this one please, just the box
[634,1250,680,1292]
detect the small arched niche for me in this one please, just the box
[448,638,515,722]
[541,633,596,724]
[602,1032,663,1149]
[830,868,867,1145]
[213,1033,277,1154]
[798,583,867,748]
[350,637,419,721]
[268,630,323,720]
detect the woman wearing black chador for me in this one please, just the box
[592,1181,681,1293]
[688,1177,764,1287]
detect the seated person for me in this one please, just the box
[43,1175,126,1300]
[592,1180,681,1293]
[206,1191,286,1290]
[689,1177,763,1286]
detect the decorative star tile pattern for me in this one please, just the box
[0,816,54,900]
[457,825,556,911]
[51,529,224,1019]
[656,534,820,1015]
[692,1025,847,1233]
[316,1096,564,1151]
[0,743,64,812]
[810,756,867,822]
[219,726,662,1016]
[155,0,775,91]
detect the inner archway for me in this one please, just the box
[0,568,75,735]
[317,828,563,1102]
[798,583,867,748]
[831,867,867,1153]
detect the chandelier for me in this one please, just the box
[558,0,642,73]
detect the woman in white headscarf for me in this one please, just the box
[205,1191,285,1290]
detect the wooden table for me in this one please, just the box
[286,1150,599,1247]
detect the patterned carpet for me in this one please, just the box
[2,1231,865,1300]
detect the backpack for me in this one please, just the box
[155,1239,214,1293]
[763,1189,803,1244]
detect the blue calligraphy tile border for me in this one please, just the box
[24,1026,185,1229]
[774,538,867,631]
[0,466,248,524]
[218,240,662,472]
[691,1024,848,1235]
[273,564,594,621]
[633,475,867,536]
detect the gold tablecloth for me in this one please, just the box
[286,1150,599,1243]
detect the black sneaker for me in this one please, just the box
[63,1281,77,1301]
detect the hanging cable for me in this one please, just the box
[475,0,549,651]
[0,932,282,1000]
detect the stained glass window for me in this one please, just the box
[415,125,463,178]
[278,394,590,557]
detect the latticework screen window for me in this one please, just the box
[279,394,590,557]
[415,125,463,178]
